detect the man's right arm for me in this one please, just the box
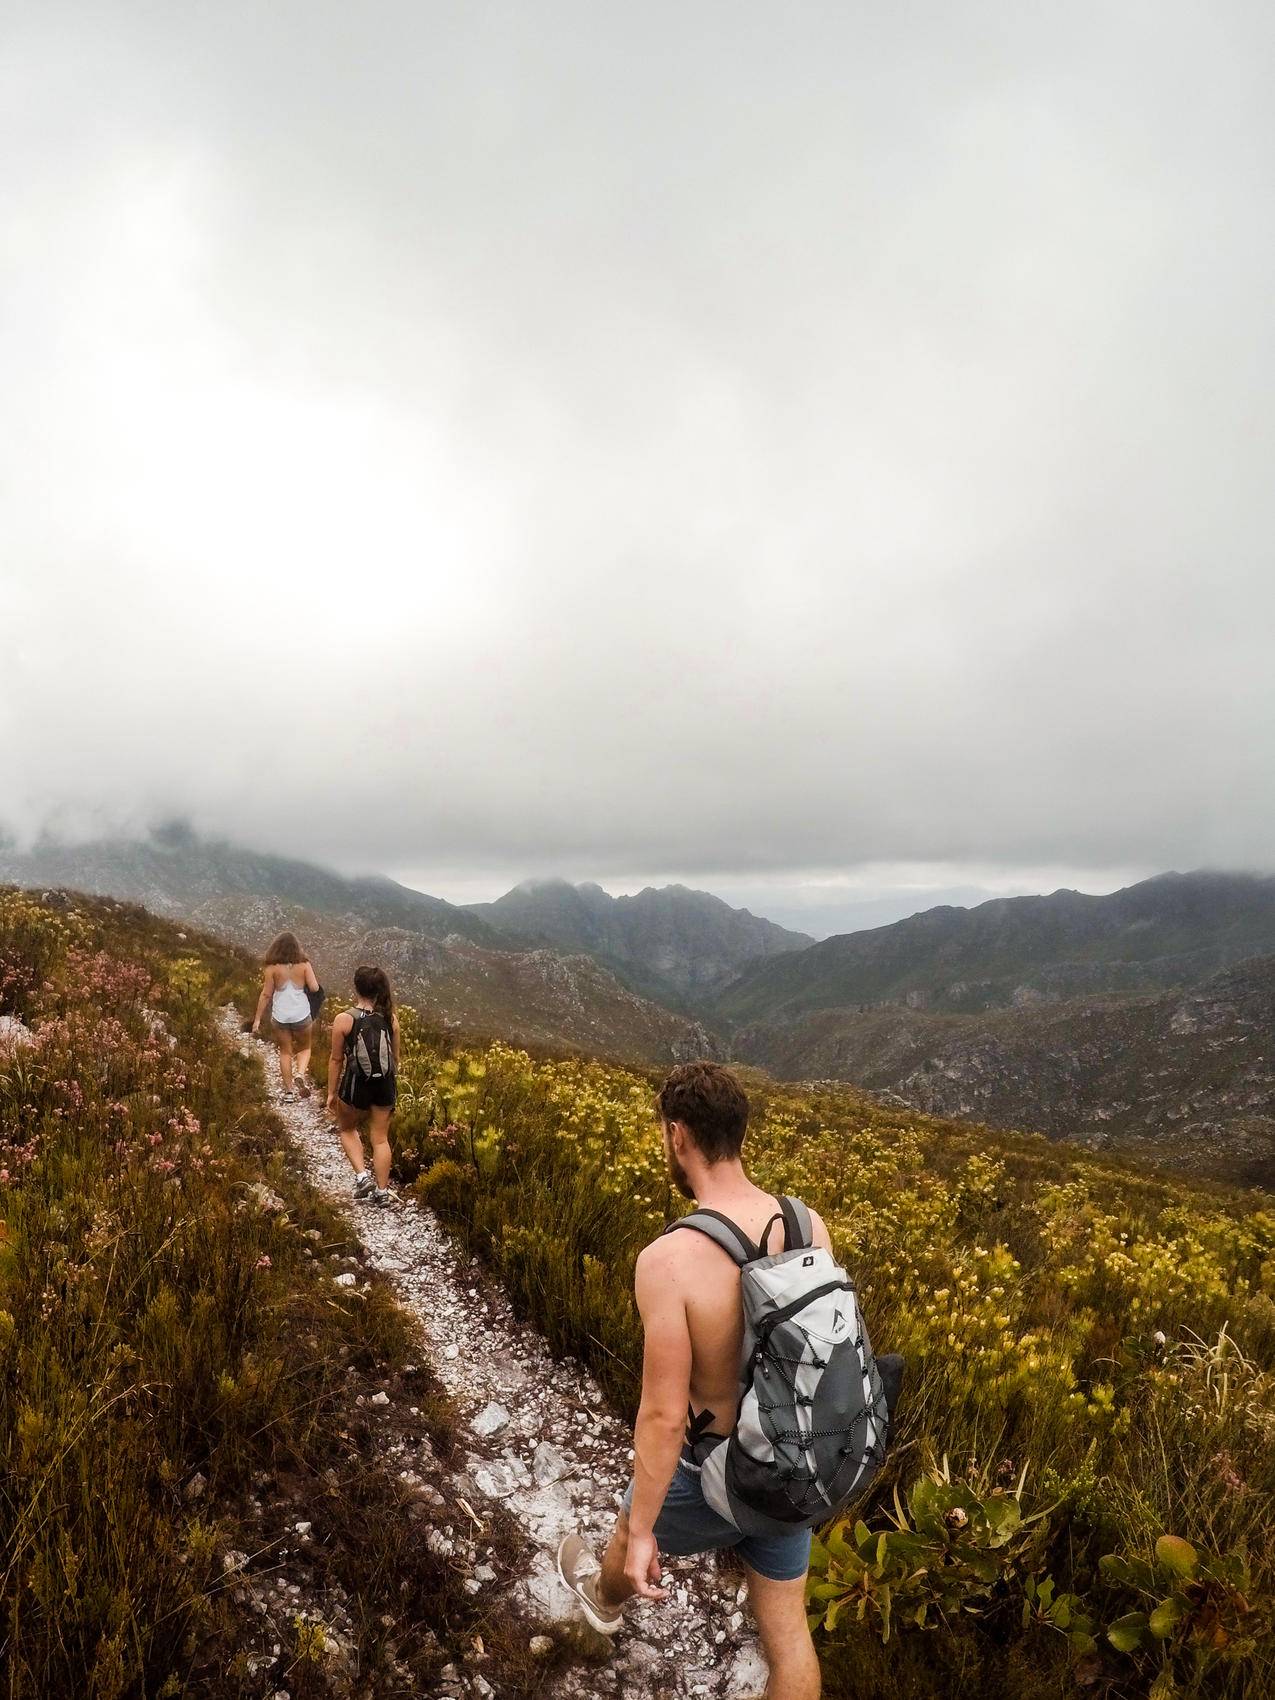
[625,1237,693,1600]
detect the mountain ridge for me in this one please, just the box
[466,874,812,1008]
[0,830,718,1063]
[9,830,1275,1182]
[2,823,501,947]
[712,868,1275,1024]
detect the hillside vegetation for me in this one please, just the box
[3,881,1273,1697]
[0,889,560,1698]
[390,1032,1275,1699]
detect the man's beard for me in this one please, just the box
[666,1145,695,1200]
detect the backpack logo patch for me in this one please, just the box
[802,1255,815,1267]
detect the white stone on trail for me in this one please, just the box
[472,1460,517,1499]
[225,1011,767,1700]
[533,1440,570,1486]
[472,1401,511,1437]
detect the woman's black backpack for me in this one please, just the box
[344,1010,395,1083]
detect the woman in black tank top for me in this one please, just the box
[326,965,400,1208]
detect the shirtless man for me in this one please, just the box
[556,1061,826,1700]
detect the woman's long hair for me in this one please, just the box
[353,964,394,1025]
[263,931,305,966]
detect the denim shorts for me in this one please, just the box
[622,1453,812,1584]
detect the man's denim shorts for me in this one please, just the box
[622,1452,811,1583]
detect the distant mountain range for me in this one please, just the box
[5,829,1275,1185]
[0,827,742,1062]
[466,877,811,1008]
[0,819,500,944]
[718,871,1275,1187]
[713,870,1275,1023]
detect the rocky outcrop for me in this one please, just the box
[735,956,1275,1187]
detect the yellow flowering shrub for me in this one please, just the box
[401,1037,1275,1697]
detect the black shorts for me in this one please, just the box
[338,1074,397,1112]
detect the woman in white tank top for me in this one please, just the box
[251,931,320,1101]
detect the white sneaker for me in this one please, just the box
[556,1533,624,1635]
[353,1171,375,1201]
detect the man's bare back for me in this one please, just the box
[640,1180,834,1440]
[555,1062,827,1700]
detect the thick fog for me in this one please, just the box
[4,3,1274,914]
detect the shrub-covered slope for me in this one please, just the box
[0,888,558,1698]
[391,1035,1275,1700]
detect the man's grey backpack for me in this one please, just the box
[344,1010,395,1083]
[667,1195,903,1536]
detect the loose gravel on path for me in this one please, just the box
[227,1013,767,1700]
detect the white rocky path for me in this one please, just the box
[225,1012,768,1700]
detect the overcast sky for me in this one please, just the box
[4,3,1273,931]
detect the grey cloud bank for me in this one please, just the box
[3,3,1274,903]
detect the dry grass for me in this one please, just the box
[0,889,567,1698]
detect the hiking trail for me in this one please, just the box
[225,1011,767,1700]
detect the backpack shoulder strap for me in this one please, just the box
[665,1208,758,1266]
[777,1195,813,1251]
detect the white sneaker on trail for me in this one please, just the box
[353,1170,375,1201]
[282,1091,296,1104]
[370,1186,399,1209]
[556,1533,624,1636]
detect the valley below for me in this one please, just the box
[731,955,1275,1189]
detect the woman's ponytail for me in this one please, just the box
[353,964,394,1027]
